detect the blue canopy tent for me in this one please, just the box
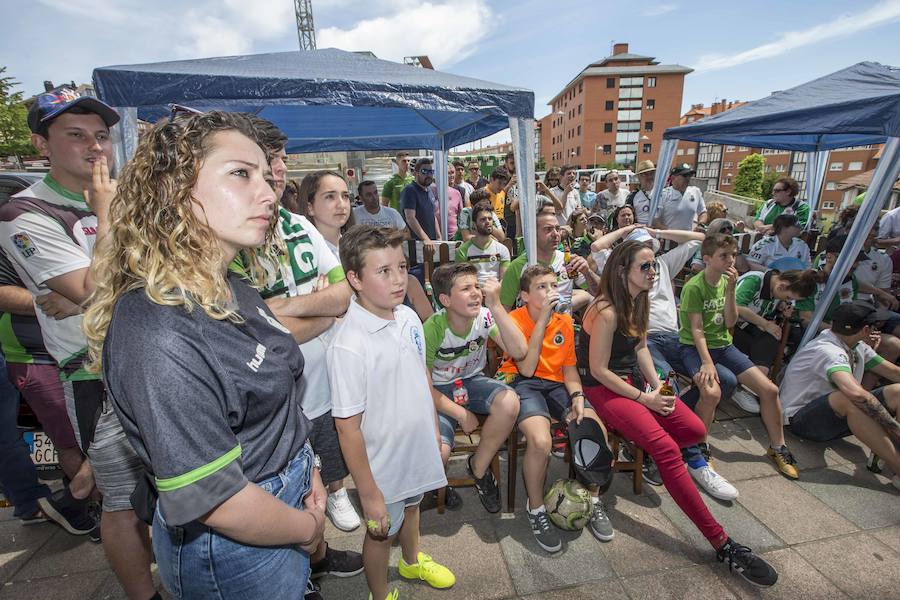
[92,48,539,259]
[647,61,900,342]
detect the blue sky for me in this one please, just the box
[5,0,900,146]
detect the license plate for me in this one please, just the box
[23,431,59,467]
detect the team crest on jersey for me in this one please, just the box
[552,332,565,346]
[257,306,290,334]
[468,340,480,353]
[11,232,38,258]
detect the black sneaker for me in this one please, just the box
[587,498,614,542]
[716,538,778,588]
[466,455,501,513]
[525,507,562,553]
[310,544,364,579]
[433,486,463,511]
[304,579,324,600]
[36,489,96,536]
[621,446,663,486]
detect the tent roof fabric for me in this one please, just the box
[92,48,535,152]
[663,62,900,151]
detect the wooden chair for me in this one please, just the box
[608,429,644,495]
[435,414,501,514]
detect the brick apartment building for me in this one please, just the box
[538,43,691,170]
[675,100,882,224]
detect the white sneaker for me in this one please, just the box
[326,488,361,531]
[688,464,739,501]
[732,385,761,414]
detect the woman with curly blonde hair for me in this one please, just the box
[83,111,325,599]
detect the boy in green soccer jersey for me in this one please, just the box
[679,234,799,479]
[424,263,527,513]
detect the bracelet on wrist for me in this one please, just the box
[632,388,643,402]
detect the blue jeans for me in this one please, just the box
[152,443,314,599]
[647,332,737,466]
[0,355,49,517]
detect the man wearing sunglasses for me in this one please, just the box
[465,161,488,190]
[753,177,809,235]
[401,157,440,254]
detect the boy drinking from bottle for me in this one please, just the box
[424,263,527,513]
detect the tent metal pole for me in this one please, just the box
[510,117,537,265]
[804,148,830,231]
[800,136,900,346]
[434,147,449,241]
[647,138,678,225]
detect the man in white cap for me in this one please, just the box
[655,164,708,231]
[628,160,656,225]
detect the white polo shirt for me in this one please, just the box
[327,298,447,503]
[551,186,581,226]
[657,185,706,231]
[854,248,892,302]
[780,329,883,419]
[748,235,812,269]
[878,206,900,240]
[598,187,629,210]
[630,188,653,225]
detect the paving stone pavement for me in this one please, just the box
[2,411,898,600]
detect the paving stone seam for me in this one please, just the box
[1,528,62,585]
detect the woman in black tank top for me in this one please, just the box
[579,241,779,588]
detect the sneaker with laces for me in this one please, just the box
[367,589,399,600]
[310,543,364,579]
[767,445,799,479]
[688,464,738,501]
[326,487,361,531]
[398,552,455,589]
[304,579,324,600]
[466,455,501,513]
[587,498,614,542]
[732,385,761,414]
[550,422,568,459]
[36,489,96,536]
[716,538,778,587]
[622,446,663,486]
[526,504,562,552]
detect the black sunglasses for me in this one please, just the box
[639,260,659,272]
[168,103,203,119]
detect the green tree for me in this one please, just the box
[0,67,35,161]
[535,157,546,171]
[760,170,780,201]
[733,153,765,200]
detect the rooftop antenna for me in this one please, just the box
[294,0,317,50]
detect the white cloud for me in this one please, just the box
[36,0,129,24]
[695,0,900,71]
[641,4,677,17]
[318,0,493,68]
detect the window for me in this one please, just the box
[607,77,615,88]
[604,122,613,133]
[647,77,657,88]
[603,144,611,154]
[765,165,772,173]
[829,162,843,171]
[617,109,641,121]
[645,99,655,110]
[643,143,652,154]
[723,176,732,185]
[776,164,786,172]
[619,77,644,87]
[725,145,736,152]
[619,87,642,99]
[617,121,640,131]
[579,82,583,93]
[848,161,863,170]
[616,132,639,143]
[618,99,642,109]
[738,146,750,151]
[605,100,614,110]
[677,149,685,155]
[576,125,581,135]
[576,146,581,156]
[822,201,836,210]
[644,121,653,131]
[578,104,582,115]
[723,161,733,169]
[616,143,638,153]
[687,148,695,155]
[825,182,837,190]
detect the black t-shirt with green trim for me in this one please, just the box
[0,250,53,365]
[103,272,311,526]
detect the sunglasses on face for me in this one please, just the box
[419,169,435,175]
[773,187,786,192]
[639,260,658,272]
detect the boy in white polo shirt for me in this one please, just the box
[780,302,900,489]
[328,226,454,600]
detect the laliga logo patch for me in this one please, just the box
[11,232,38,258]
[257,306,290,334]
[410,327,424,355]
[552,332,565,346]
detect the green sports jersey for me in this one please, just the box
[679,271,732,349]
[499,250,572,308]
[735,270,779,319]
[795,273,857,323]
[455,238,510,285]
[423,307,499,384]
[382,173,414,212]
[755,198,810,228]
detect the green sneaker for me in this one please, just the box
[367,588,399,600]
[398,552,455,589]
